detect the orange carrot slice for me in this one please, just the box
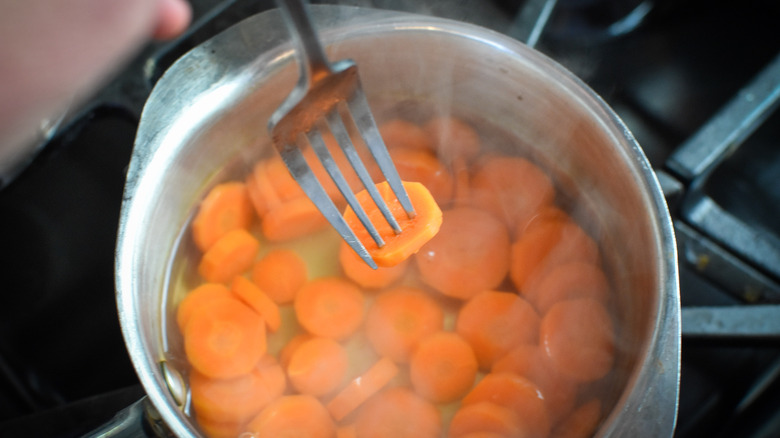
[198,229,260,284]
[338,241,409,289]
[251,249,308,305]
[245,161,283,219]
[409,331,478,403]
[461,372,551,438]
[246,395,336,438]
[455,291,540,370]
[261,196,329,242]
[343,181,442,268]
[353,387,442,438]
[470,156,555,229]
[514,204,570,238]
[540,298,615,382]
[550,398,603,438]
[509,219,600,293]
[423,116,482,164]
[326,357,399,421]
[287,337,349,396]
[184,296,266,379]
[231,276,281,332]
[190,354,286,424]
[415,207,510,300]
[492,345,578,422]
[278,332,314,369]
[379,118,435,152]
[191,182,254,253]
[294,277,365,340]
[526,262,610,315]
[176,283,232,332]
[364,286,444,363]
[448,402,524,438]
[262,155,307,202]
[389,147,454,206]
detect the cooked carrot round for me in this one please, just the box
[261,196,329,242]
[190,355,285,424]
[294,277,365,340]
[550,398,602,438]
[456,290,540,370]
[198,228,260,284]
[379,118,435,152]
[287,337,349,396]
[353,387,442,438]
[231,276,281,332]
[514,204,570,239]
[364,286,444,363]
[176,283,232,332]
[246,395,336,438]
[470,155,556,229]
[278,332,314,369]
[448,402,524,438]
[191,182,254,253]
[343,181,443,268]
[389,147,454,206]
[423,116,482,164]
[245,161,283,219]
[415,207,510,300]
[540,298,615,382]
[492,345,578,422]
[184,296,266,379]
[526,262,610,315]
[338,241,409,289]
[409,331,478,403]
[251,249,308,305]
[326,357,399,421]
[510,219,599,293]
[461,372,551,438]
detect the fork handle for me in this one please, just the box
[275,0,333,84]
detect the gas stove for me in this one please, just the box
[0,0,778,436]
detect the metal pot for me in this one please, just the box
[115,5,680,437]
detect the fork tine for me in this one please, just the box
[326,107,403,235]
[307,128,385,248]
[276,142,378,269]
[346,86,417,219]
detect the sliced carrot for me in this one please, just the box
[409,331,478,403]
[184,296,266,379]
[526,262,610,315]
[389,147,454,206]
[515,204,570,238]
[175,283,231,332]
[343,181,442,268]
[455,291,540,370]
[231,276,281,332]
[261,196,329,242]
[196,416,245,438]
[423,116,482,164]
[262,155,306,202]
[287,337,349,396]
[461,372,550,438]
[246,395,336,438]
[326,357,399,421]
[338,240,409,289]
[540,298,615,382]
[470,156,556,229]
[251,249,308,305]
[550,398,602,438]
[294,277,365,340]
[191,182,254,253]
[492,345,578,422]
[364,286,444,363]
[198,229,260,284]
[245,161,283,219]
[379,118,435,152]
[509,219,600,293]
[415,207,510,300]
[448,402,524,438]
[278,332,314,369]
[190,355,286,424]
[353,387,442,438]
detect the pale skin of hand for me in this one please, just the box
[0,0,192,173]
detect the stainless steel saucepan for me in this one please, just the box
[113,5,680,437]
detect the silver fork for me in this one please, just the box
[270,0,416,269]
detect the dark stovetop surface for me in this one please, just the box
[0,0,779,437]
